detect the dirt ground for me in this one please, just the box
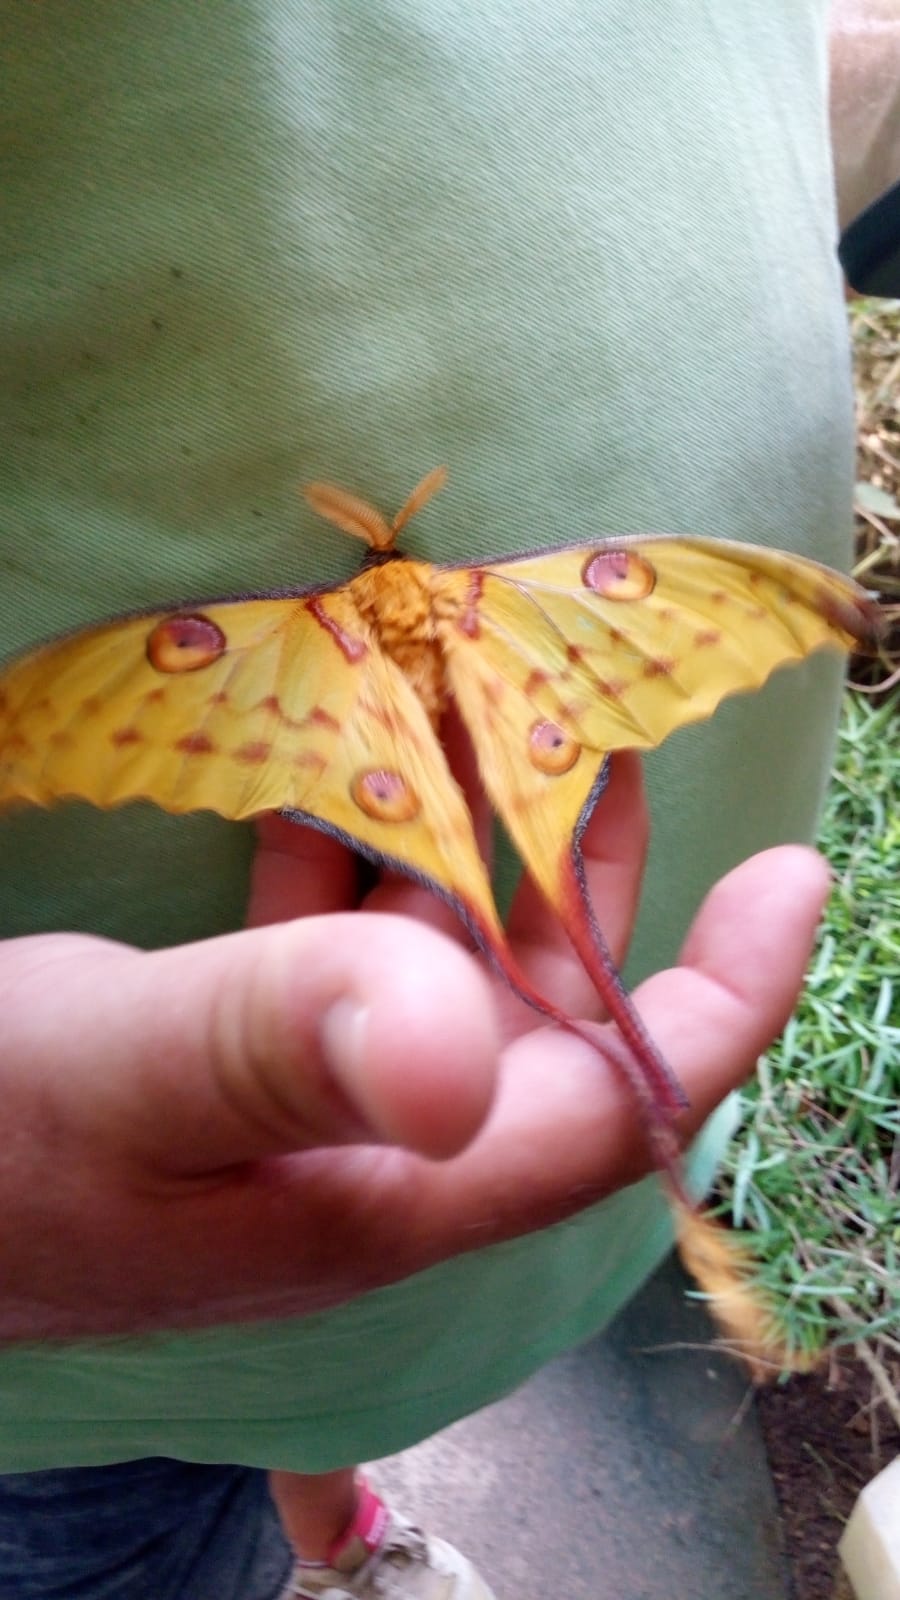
[757,1357,900,1600]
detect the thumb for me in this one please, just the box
[1,919,500,1177]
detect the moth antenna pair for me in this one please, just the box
[304,465,449,550]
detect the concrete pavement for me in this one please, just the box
[374,1255,788,1599]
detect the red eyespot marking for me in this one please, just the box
[693,629,721,648]
[710,590,729,605]
[81,696,102,716]
[642,657,676,679]
[2,732,31,754]
[293,750,327,772]
[582,548,656,600]
[456,571,485,639]
[144,687,167,705]
[597,677,628,700]
[175,732,217,755]
[528,719,580,775]
[566,643,585,664]
[210,690,230,705]
[351,768,421,822]
[309,706,340,732]
[147,614,226,674]
[235,740,272,765]
[111,726,143,747]
[524,668,550,697]
[306,598,366,663]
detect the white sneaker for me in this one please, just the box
[284,1479,498,1600]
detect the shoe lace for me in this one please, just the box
[293,1520,436,1599]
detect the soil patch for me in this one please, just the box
[757,1358,900,1600]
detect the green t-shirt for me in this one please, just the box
[0,2,851,1471]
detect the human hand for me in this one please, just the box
[0,753,829,1341]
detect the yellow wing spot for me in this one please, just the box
[175,732,217,756]
[147,614,227,674]
[351,768,421,823]
[642,657,677,679]
[235,740,272,765]
[455,572,485,639]
[523,668,550,697]
[582,548,657,600]
[293,750,327,773]
[308,706,341,732]
[597,677,629,700]
[528,720,580,775]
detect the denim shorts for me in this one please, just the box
[0,1460,293,1599]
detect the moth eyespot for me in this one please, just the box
[528,720,580,775]
[582,549,656,600]
[147,614,227,673]
[351,768,421,823]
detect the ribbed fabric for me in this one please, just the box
[0,0,851,1476]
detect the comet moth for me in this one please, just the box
[0,467,880,1373]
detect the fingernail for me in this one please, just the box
[319,997,370,1103]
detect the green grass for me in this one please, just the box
[718,684,900,1364]
[714,299,900,1376]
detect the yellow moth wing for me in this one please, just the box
[471,537,872,741]
[0,596,349,817]
[432,536,876,905]
[433,569,605,908]
[0,585,506,944]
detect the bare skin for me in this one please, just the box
[0,753,829,1345]
[256,751,833,1568]
[0,750,830,1567]
[270,1467,359,1563]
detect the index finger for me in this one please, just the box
[247,813,360,927]
[504,751,649,1021]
